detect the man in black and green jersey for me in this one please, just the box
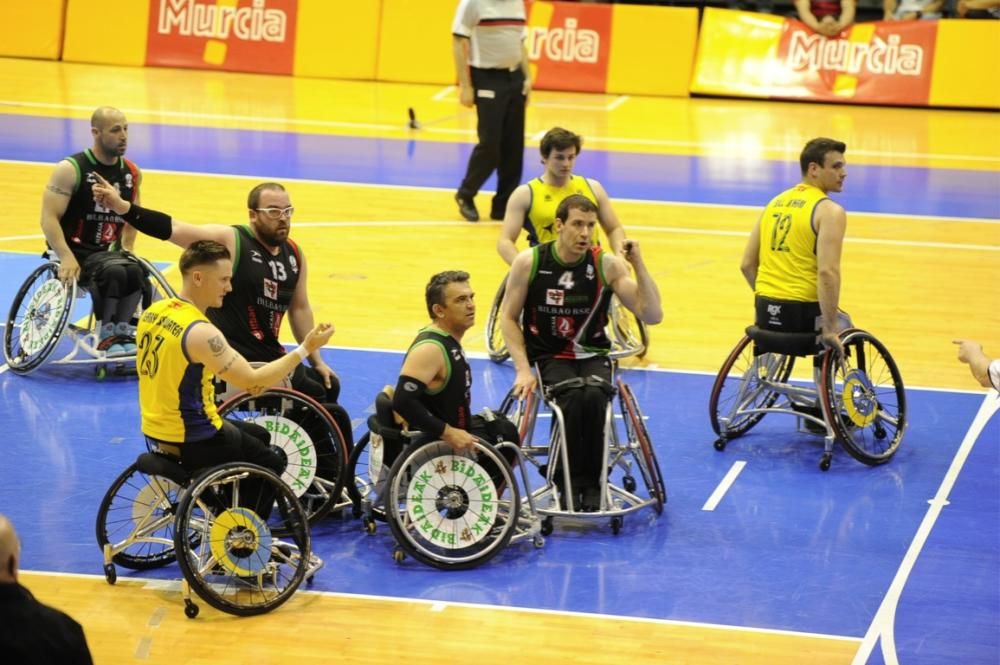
[501,195,662,511]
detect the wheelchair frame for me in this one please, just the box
[505,364,666,535]
[709,326,907,470]
[3,254,176,377]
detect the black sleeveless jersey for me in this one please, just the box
[405,326,472,431]
[58,149,141,260]
[208,225,301,361]
[523,242,612,361]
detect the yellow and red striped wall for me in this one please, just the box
[3,0,996,109]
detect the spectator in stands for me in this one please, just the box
[795,0,856,36]
[956,0,1000,17]
[884,0,945,19]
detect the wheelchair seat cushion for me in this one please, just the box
[746,325,821,357]
[135,451,190,486]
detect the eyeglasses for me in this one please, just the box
[254,207,294,220]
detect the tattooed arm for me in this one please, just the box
[185,322,334,394]
[40,160,81,283]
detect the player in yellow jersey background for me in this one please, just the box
[497,127,626,265]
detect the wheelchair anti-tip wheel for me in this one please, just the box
[95,460,185,573]
[709,334,796,440]
[821,329,906,465]
[3,262,76,375]
[485,275,510,363]
[218,388,348,525]
[385,439,519,570]
[173,463,311,617]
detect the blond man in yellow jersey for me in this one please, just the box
[136,240,333,486]
[741,138,850,357]
[497,127,625,265]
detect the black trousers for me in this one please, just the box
[537,355,613,492]
[179,420,285,518]
[458,67,526,218]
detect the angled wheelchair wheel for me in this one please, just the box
[346,432,389,523]
[618,380,666,513]
[3,262,76,375]
[174,463,310,617]
[709,335,796,438]
[95,461,184,570]
[485,275,510,363]
[218,388,348,525]
[821,330,906,465]
[497,387,538,446]
[385,439,519,570]
[609,295,648,359]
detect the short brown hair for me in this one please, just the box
[247,182,286,209]
[179,240,231,276]
[425,270,470,318]
[800,138,846,175]
[555,194,598,223]
[540,127,582,159]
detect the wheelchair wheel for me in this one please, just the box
[709,335,796,438]
[95,462,183,570]
[609,295,648,359]
[218,388,348,525]
[173,463,310,617]
[821,329,906,465]
[497,387,538,447]
[385,439,518,570]
[346,432,388,523]
[3,262,76,375]
[133,254,178,312]
[618,381,666,513]
[485,275,509,363]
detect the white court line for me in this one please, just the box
[2,158,996,224]
[431,85,455,101]
[702,461,747,511]
[4,99,999,163]
[606,95,630,111]
[851,391,1000,665]
[20,568,863,643]
[430,601,447,612]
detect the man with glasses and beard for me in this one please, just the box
[94,181,353,448]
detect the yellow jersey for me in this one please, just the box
[138,298,222,443]
[755,183,829,302]
[525,175,603,247]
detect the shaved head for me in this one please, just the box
[0,514,19,583]
[90,106,124,130]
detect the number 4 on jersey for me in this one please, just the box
[557,271,575,289]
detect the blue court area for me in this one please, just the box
[1,114,998,219]
[0,249,997,663]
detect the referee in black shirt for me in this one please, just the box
[452,0,531,223]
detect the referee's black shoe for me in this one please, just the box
[455,193,479,222]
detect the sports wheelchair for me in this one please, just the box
[96,441,320,619]
[3,253,175,378]
[709,326,907,470]
[216,387,350,525]
[505,364,666,535]
[346,390,544,569]
[484,274,648,363]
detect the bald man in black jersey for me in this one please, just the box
[501,195,663,511]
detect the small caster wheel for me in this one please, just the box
[540,517,553,536]
[306,575,315,586]
[363,517,377,535]
[184,600,199,619]
[622,475,637,493]
[874,425,887,440]
[103,563,116,585]
[611,516,623,535]
[819,454,832,471]
[714,438,727,451]
[95,365,108,381]
[392,547,406,563]
[533,535,545,549]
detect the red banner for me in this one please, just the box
[146,0,298,75]
[776,19,937,105]
[527,1,612,93]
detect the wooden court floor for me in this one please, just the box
[0,57,998,664]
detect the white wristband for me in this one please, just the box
[294,345,309,362]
